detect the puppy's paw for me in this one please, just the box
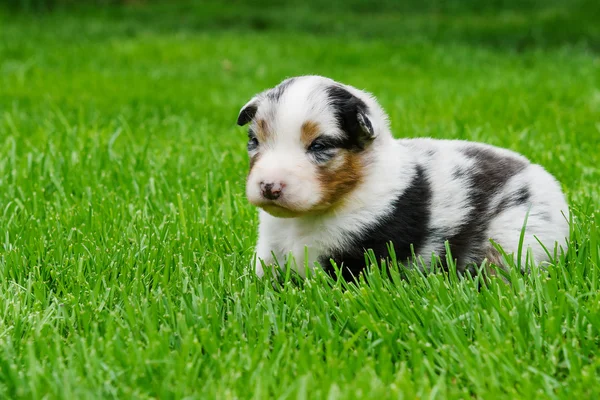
[254,259,265,278]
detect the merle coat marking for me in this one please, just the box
[237,76,570,279]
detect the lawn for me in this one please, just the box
[0,1,599,398]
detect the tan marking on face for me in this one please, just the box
[249,152,260,174]
[316,150,364,210]
[300,121,321,146]
[255,119,269,143]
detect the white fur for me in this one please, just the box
[239,76,570,277]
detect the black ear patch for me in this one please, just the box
[237,103,258,126]
[326,85,375,150]
[356,112,374,138]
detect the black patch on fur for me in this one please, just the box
[267,78,297,102]
[440,147,528,268]
[452,166,468,179]
[514,186,530,204]
[237,104,257,126]
[321,165,431,281]
[495,186,531,214]
[325,85,374,151]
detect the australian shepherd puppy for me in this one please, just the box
[237,75,570,280]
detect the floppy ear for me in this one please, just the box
[326,85,376,149]
[237,97,259,126]
[356,111,375,140]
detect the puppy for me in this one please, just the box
[237,75,570,280]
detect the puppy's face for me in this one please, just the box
[238,76,377,218]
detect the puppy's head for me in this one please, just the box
[238,76,386,218]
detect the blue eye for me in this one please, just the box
[248,137,259,150]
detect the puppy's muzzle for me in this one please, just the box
[260,181,284,200]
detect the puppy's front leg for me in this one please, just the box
[253,235,277,278]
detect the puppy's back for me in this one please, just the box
[396,138,568,271]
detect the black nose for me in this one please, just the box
[260,182,282,200]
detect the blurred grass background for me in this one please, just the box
[3,0,600,51]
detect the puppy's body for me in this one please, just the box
[238,76,569,279]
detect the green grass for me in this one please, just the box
[1,1,599,398]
